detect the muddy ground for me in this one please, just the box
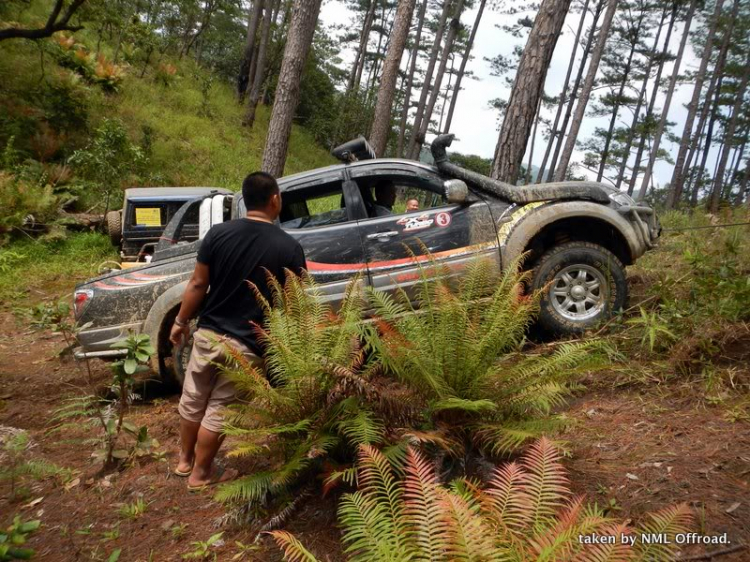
[1,306,750,561]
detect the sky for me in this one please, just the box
[318,0,719,190]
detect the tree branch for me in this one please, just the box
[0,0,86,42]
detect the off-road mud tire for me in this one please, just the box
[106,210,122,245]
[531,241,627,336]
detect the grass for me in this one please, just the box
[0,232,116,305]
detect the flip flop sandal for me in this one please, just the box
[174,456,194,477]
[174,466,193,477]
[187,466,237,492]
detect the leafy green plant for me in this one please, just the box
[50,333,158,469]
[217,273,402,514]
[0,431,71,502]
[0,517,41,561]
[364,257,601,459]
[182,532,224,560]
[118,498,147,520]
[626,307,677,352]
[270,439,692,561]
[68,119,146,219]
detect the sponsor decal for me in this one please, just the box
[435,212,452,227]
[397,213,434,232]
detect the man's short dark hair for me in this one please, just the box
[242,172,279,210]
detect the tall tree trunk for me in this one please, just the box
[443,0,487,133]
[666,0,728,208]
[627,1,677,195]
[526,94,543,183]
[735,163,749,205]
[491,0,574,182]
[688,6,736,203]
[636,0,695,199]
[412,0,466,156]
[537,0,590,184]
[397,0,428,157]
[370,0,417,156]
[243,0,274,127]
[613,5,668,190]
[545,0,604,182]
[262,0,323,177]
[238,0,265,101]
[438,54,455,132]
[348,0,378,93]
[554,0,619,181]
[707,51,750,211]
[595,9,645,182]
[407,0,453,159]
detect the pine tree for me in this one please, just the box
[371,0,418,156]
[262,0,323,177]
[397,0,428,156]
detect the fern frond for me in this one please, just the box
[485,461,532,532]
[441,487,502,561]
[402,447,451,559]
[215,471,275,503]
[519,437,570,533]
[633,504,692,562]
[267,530,321,562]
[337,410,385,447]
[430,397,498,414]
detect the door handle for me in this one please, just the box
[366,230,399,240]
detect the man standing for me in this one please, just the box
[169,172,306,490]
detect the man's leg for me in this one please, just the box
[177,418,201,474]
[187,426,237,487]
[177,329,218,476]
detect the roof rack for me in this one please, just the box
[331,136,376,163]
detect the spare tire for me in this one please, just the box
[106,210,122,245]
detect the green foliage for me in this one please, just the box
[626,307,677,351]
[364,256,602,457]
[0,517,41,561]
[118,498,147,520]
[447,152,493,176]
[0,232,116,303]
[68,118,147,209]
[271,439,692,562]
[49,333,158,469]
[0,431,72,502]
[218,272,391,510]
[0,172,61,238]
[183,532,224,560]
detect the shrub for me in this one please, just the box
[220,259,601,523]
[0,172,60,238]
[0,516,41,560]
[364,257,601,460]
[217,273,407,513]
[271,439,693,561]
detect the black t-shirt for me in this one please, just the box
[196,218,306,354]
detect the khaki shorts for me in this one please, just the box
[178,328,263,433]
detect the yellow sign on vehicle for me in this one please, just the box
[135,207,162,227]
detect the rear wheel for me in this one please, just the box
[106,210,122,245]
[531,241,627,335]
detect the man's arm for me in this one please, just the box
[169,261,210,346]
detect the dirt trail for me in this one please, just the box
[2,308,749,561]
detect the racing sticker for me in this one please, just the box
[397,213,434,232]
[435,212,452,227]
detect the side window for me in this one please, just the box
[280,181,349,229]
[356,176,446,218]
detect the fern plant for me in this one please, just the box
[0,431,71,502]
[363,257,602,461]
[270,439,692,562]
[218,272,416,516]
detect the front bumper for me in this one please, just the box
[616,204,660,254]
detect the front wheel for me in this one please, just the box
[531,241,627,335]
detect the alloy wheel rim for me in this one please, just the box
[549,264,607,321]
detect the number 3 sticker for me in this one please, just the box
[435,212,452,227]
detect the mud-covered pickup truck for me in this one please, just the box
[73,135,660,383]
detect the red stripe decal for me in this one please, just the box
[306,243,492,273]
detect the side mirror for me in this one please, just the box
[444,179,468,204]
